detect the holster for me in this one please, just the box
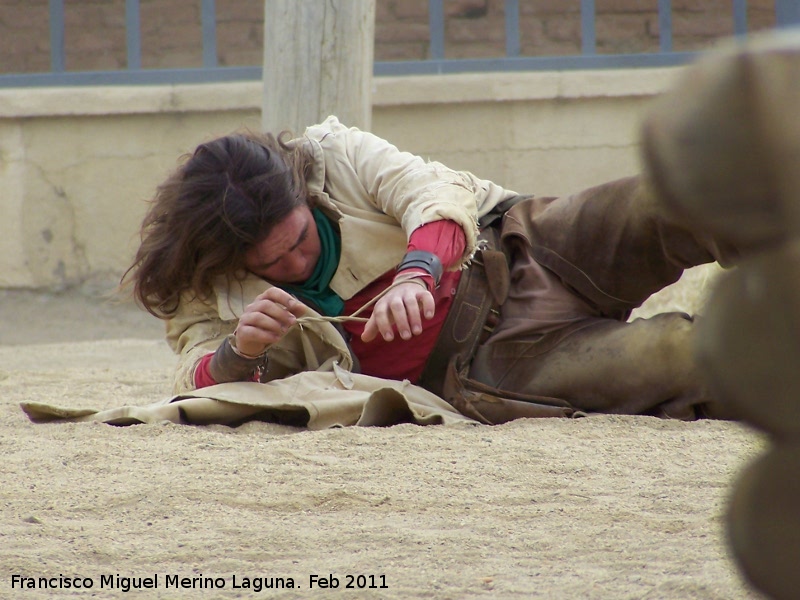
[417,224,577,424]
[417,225,508,398]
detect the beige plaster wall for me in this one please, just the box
[0,67,687,292]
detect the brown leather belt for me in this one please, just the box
[417,226,509,398]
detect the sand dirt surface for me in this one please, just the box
[0,280,768,599]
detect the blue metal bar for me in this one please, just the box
[126,0,141,70]
[374,52,697,76]
[733,0,748,35]
[3,0,778,88]
[201,0,218,68]
[429,0,445,59]
[658,0,672,52]
[0,51,702,88]
[505,0,521,57]
[776,0,800,25]
[581,0,596,55]
[48,0,65,73]
[0,66,263,88]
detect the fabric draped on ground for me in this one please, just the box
[20,367,476,429]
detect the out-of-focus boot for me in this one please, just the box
[641,30,800,434]
[641,29,800,249]
[728,442,800,600]
[641,30,800,600]
[696,242,800,438]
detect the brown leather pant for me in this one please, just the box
[468,175,738,419]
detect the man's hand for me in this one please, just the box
[234,287,306,357]
[362,279,435,343]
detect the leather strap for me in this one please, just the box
[441,358,576,424]
[208,335,269,383]
[397,250,443,285]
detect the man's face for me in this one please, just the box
[243,205,321,284]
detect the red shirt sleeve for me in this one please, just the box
[400,220,467,292]
[406,220,467,269]
[193,353,218,388]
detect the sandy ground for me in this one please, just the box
[0,271,768,599]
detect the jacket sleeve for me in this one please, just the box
[310,116,509,263]
[164,295,235,394]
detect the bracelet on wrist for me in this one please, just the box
[228,334,268,361]
[393,271,434,293]
[397,250,443,286]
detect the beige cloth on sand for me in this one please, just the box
[20,366,476,429]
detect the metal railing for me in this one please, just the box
[2,0,800,87]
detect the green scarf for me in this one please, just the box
[281,208,344,316]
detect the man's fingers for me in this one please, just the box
[235,322,280,348]
[360,300,395,343]
[390,296,413,340]
[235,289,308,356]
[361,319,379,343]
[255,287,306,316]
[248,291,306,328]
[419,290,436,321]
[240,310,290,335]
[360,283,436,343]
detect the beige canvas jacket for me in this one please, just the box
[166,115,517,393]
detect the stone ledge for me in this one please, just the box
[0,67,684,118]
[373,67,685,105]
[0,82,262,118]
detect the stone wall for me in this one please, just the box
[0,0,778,74]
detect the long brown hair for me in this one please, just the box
[123,130,312,317]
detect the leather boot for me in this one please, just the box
[468,312,729,419]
